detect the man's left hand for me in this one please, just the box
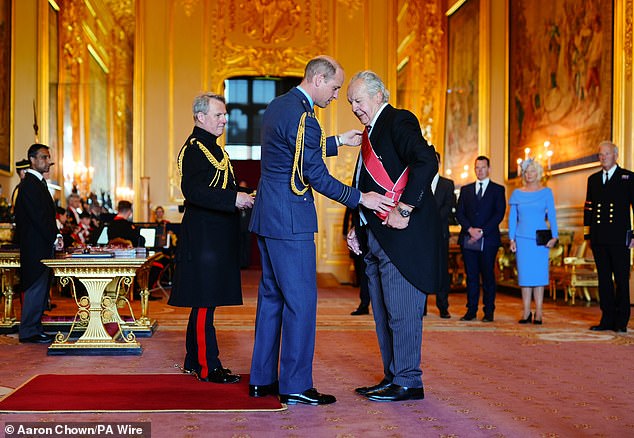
[383,208,409,229]
[339,129,363,146]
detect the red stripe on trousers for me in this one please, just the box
[196,308,208,378]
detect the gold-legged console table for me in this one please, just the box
[42,256,148,355]
[0,250,20,334]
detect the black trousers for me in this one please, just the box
[184,307,220,379]
[19,269,52,339]
[592,244,631,329]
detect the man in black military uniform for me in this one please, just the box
[168,93,254,383]
[107,200,145,247]
[584,141,634,333]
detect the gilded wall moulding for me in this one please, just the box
[208,0,328,81]
[178,0,201,18]
[398,0,443,143]
[626,0,632,79]
[103,0,135,37]
[336,0,363,20]
[60,0,85,72]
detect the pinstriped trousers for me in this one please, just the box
[365,229,426,388]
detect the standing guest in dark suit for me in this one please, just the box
[248,56,393,406]
[585,141,634,333]
[169,93,254,383]
[342,206,370,315]
[456,156,506,322]
[346,70,441,402]
[107,200,145,247]
[428,152,456,319]
[14,144,62,343]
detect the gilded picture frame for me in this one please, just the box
[444,0,481,182]
[0,0,12,175]
[507,0,614,179]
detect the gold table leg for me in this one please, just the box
[48,275,141,354]
[0,268,18,331]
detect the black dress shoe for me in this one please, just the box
[19,333,54,344]
[351,307,369,315]
[482,314,494,322]
[249,381,279,397]
[518,312,532,324]
[590,325,612,331]
[533,319,542,325]
[439,311,451,319]
[615,327,628,333]
[460,313,476,321]
[365,383,424,402]
[280,388,336,405]
[200,367,240,383]
[355,378,391,395]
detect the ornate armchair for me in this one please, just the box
[561,240,599,304]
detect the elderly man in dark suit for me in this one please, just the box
[168,93,254,383]
[456,156,506,322]
[248,56,393,406]
[346,70,441,402]
[14,144,61,343]
[585,141,634,333]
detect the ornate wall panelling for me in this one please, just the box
[396,0,444,147]
[167,0,331,202]
[46,0,133,199]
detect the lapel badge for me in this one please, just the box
[622,174,629,180]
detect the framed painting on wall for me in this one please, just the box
[507,0,613,179]
[444,0,480,184]
[0,0,12,175]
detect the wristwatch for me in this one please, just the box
[396,206,411,218]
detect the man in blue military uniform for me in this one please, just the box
[585,141,634,333]
[248,56,393,405]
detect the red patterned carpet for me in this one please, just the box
[1,269,633,437]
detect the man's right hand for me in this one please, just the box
[236,192,255,210]
[346,227,362,255]
[359,192,395,214]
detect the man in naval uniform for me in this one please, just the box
[584,141,634,333]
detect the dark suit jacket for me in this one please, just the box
[14,172,58,289]
[357,104,441,293]
[434,175,455,294]
[584,166,634,245]
[249,87,360,240]
[434,176,456,240]
[456,180,506,249]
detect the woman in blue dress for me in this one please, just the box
[508,159,558,324]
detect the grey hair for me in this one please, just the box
[520,158,544,183]
[350,70,390,103]
[598,140,618,156]
[304,56,339,82]
[192,93,225,120]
